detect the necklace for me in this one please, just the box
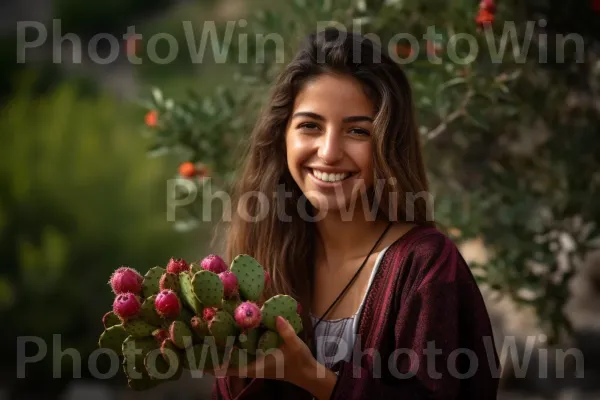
[312,221,393,333]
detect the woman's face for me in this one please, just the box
[285,73,376,217]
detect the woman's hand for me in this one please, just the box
[209,316,338,398]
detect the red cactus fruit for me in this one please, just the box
[297,302,302,315]
[219,271,239,298]
[112,293,141,321]
[166,257,189,274]
[202,307,217,322]
[153,328,169,343]
[200,254,228,274]
[234,301,262,330]
[154,289,181,319]
[108,266,143,295]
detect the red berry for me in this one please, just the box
[179,162,196,178]
[145,110,158,127]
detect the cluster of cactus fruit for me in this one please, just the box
[98,254,303,391]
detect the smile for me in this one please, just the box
[310,168,355,183]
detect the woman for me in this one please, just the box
[210,27,500,399]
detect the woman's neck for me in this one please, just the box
[314,210,390,268]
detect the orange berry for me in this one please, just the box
[145,110,158,127]
[475,9,495,26]
[179,162,197,178]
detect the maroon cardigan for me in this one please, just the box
[212,225,500,399]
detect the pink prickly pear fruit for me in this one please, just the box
[108,266,143,295]
[202,307,217,322]
[153,328,169,343]
[200,254,228,274]
[219,271,239,298]
[297,302,302,315]
[234,301,262,330]
[154,289,181,319]
[112,293,141,321]
[264,269,271,289]
[166,257,189,274]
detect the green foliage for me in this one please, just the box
[55,0,173,37]
[0,77,196,383]
[138,0,600,344]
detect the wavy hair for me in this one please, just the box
[220,27,433,351]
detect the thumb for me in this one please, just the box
[275,316,296,343]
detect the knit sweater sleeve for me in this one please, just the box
[329,235,500,399]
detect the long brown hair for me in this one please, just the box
[221,27,433,349]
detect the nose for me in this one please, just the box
[317,127,343,165]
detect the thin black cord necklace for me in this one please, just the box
[312,221,393,333]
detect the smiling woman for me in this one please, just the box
[212,27,500,400]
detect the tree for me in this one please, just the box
[137,0,600,345]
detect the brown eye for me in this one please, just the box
[298,122,320,130]
[350,128,370,136]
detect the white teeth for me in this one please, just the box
[312,169,350,182]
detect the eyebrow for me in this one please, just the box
[291,111,373,123]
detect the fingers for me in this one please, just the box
[275,316,297,343]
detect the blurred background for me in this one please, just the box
[1,0,600,399]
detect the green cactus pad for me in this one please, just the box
[123,361,160,391]
[257,330,282,355]
[191,317,210,341]
[230,254,265,301]
[260,295,298,331]
[139,295,163,326]
[208,311,238,346]
[169,320,194,349]
[102,311,121,329]
[238,328,260,355]
[159,272,180,292]
[122,336,159,372]
[144,348,182,381]
[179,271,202,314]
[183,340,227,371]
[228,347,256,368]
[98,324,129,356]
[288,313,303,334]
[189,261,203,274]
[123,319,156,338]
[192,270,224,307]
[222,298,242,316]
[160,339,183,364]
[176,307,195,324]
[143,266,165,298]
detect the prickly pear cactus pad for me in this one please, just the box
[260,295,298,331]
[179,271,202,314]
[98,325,129,356]
[139,295,163,326]
[257,330,282,355]
[123,319,156,338]
[142,266,165,298]
[209,311,238,346]
[192,270,224,307]
[230,254,265,301]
